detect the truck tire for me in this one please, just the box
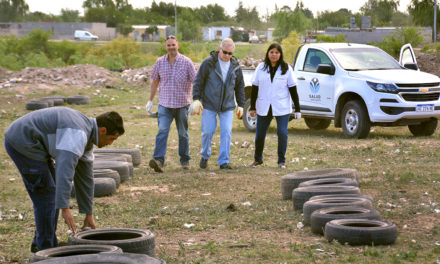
[94,169,120,188]
[324,219,397,246]
[26,101,49,110]
[243,99,257,132]
[34,253,165,264]
[304,118,331,130]
[71,177,116,198]
[341,100,370,139]
[302,197,373,225]
[30,245,122,262]
[408,119,437,136]
[94,148,141,167]
[292,185,360,211]
[311,206,381,234]
[93,160,131,182]
[68,228,156,257]
[309,194,373,203]
[298,177,358,188]
[281,168,359,200]
[67,95,90,105]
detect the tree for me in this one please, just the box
[234,1,262,29]
[83,0,132,28]
[196,4,230,24]
[408,0,439,28]
[179,8,202,41]
[272,8,312,40]
[360,0,399,26]
[60,9,80,22]
[0,0,29,22]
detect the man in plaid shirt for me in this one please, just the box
[146,35,196,172]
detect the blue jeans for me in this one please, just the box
[254,113,290,164]
[200,109,233,165]
[4,140,59,253]
[153,104,190,165]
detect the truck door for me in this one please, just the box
[399,44,419,71]
[295,48,335,116]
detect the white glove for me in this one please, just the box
[145,101,153,113]
[294,112,301,119]
[236,107,243,119]
[191,100,203,115]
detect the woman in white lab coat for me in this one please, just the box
[249,43,301,168]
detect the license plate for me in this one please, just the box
[416,104,434,112]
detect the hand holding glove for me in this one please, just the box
[236,107,243,119]
[294,112,301,119]
[191,100,203,115]
[145,100,153,113]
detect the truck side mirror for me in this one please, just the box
[316,64,335,75]
[403,63,418,71]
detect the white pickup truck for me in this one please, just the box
[242,43,440,138]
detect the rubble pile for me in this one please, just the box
[239,57,262,69]
[417,53,440,77]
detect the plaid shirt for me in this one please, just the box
[151,53,196,108]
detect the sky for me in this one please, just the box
[26,0,413,17]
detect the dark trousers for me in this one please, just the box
[254,112,290,164]
[4,140,59,252]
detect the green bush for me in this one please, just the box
[317,34,346,43]
[375,27,424,58]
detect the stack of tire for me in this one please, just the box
[281,168,397,246]
[25,95,90,111]
[30,228,163,263]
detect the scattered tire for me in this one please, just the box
[41,95,67,103]
[71,177,116,198]
[94,160,133,179]
[94,169,121,188]
[39,99,54,107]
[68,228,156,257]
[67,95,90,105]
[95,153,133,164]
[309,194,374,203]
[310,206,381,235]
[30,244,122,262]
[34,253,166,264]
[324,219,397,246]
[303,197,373,225]
[408,118,438,136]
[93,160,130,182]
[94,148,141,167]
[304,118,331,130]
[292,185,361,211]
[26,101,49,110]
[281,168,359,200]
[298,177,359,188]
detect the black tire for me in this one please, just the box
[68,228,156,257]
[94,169,121,188]
[26,101,49,110]
[341,100,371,139]
[303,197,373,225]
[311,206,381,235]
[30,244,122,262]
[298,177,358,188]
[39,99,54,107]
[292,185,360,211]
[309,194,374,203]
[304,118,331,130]
[95,153,133,164]
[93,160,130,182]
[34,253,166,264]
[94,160,133,179]
[67,95,90,105]
[324,219,397,246]
[280,168,359,200]
[94,177,116,197]
[408,119,438,136]
[243,99,257,132]
[94,148,142,167]
[41,95,67,103]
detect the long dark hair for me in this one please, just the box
[263,43,288,75]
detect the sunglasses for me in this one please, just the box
[222,49,233,56]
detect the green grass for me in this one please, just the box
[1,79,440,263]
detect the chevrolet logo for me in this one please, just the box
[419,88,429,92]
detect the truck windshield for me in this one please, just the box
[330,47,402,71]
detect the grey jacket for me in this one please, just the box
[193,51,245,112]
[4,107,97,214]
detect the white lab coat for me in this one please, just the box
[252,63,296,116]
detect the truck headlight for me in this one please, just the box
[366,81,399,94]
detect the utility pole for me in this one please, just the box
[174,0,178,37]
[435,0,438,42]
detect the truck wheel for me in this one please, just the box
[243,99,257,132]
[408,119,437,136]
[304,118,331,130]
[341,100,370,138]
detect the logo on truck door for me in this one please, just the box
[309,78,320,93]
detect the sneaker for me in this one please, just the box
[250,160,263,167]
[220,163,232,169]
[182,163,190,170]
[278,163,286,169]
[149,159,163,173]
[200,158,208,169]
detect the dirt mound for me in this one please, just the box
[416,53,440,77]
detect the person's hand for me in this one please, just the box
[145,101,153,113]
[81,214,96,231]
[236,107,243,119]
[191,100,203,115]
[61,208,77,234]
[249,110,256,117]
[294,112,302,119]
